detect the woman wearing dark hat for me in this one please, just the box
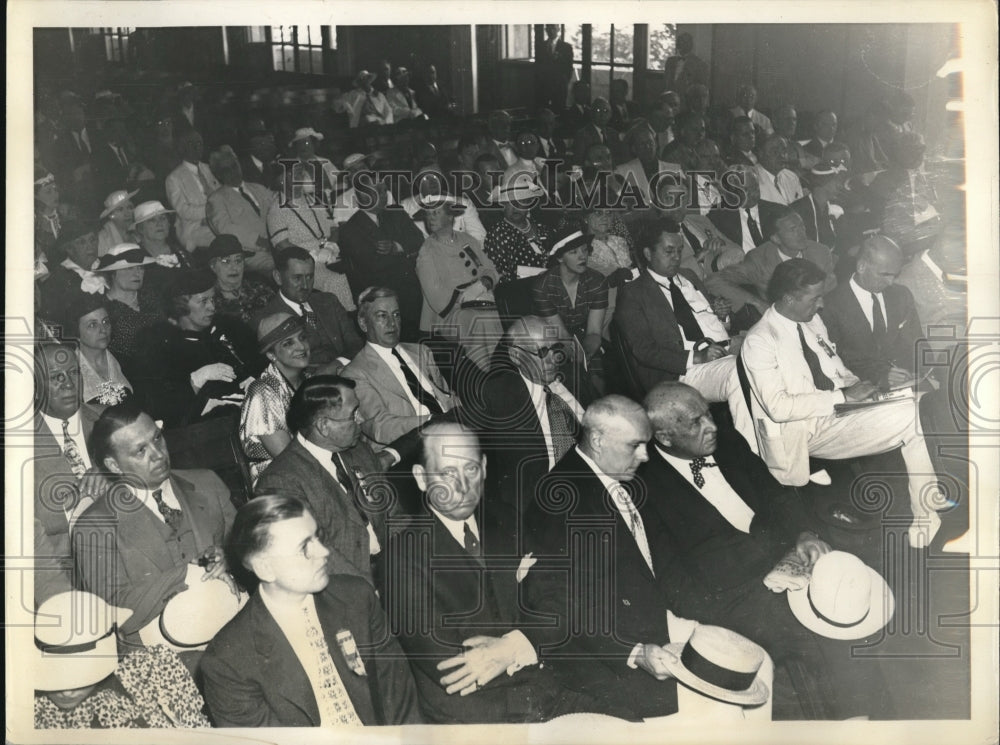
[483,173,554,284]
[133,268,262,427]
[61,294,133,405]
[199,233,275,326]
[94,243,164,376]
[239,311,311,482]
[415,196,504,371]
[532,226,609,388]
[38,221,106,325]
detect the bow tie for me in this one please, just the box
[689,456,717,488]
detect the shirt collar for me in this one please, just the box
[259,582,312,622]
[849,275,880,303]
[428,506,479,547]
[656,444,716,472]
[367,340,398,363]
[42,409,82,437]
[279,291,306,314]
[574,446,622,496]
[646,266,685,287]
[182,160,200,172]
[297,432,335,463]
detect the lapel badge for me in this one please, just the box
[335,629,367,676]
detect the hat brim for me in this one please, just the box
[291,131,324,145]
[34,632,119,691]
[158,576,246,648]
[787,566,895,640]
[94,256,157,272]
[99,189,141,219]
[493,185,547,204]
[660,642,770,706]
[132,208,175,227]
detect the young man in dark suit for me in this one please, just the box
[202,494,421,727]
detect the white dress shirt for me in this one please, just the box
[848,276,888,331]
[493,139,517,166]
[657,446,755,533]
[755,164,804,205]
[520,374,584,470]
[368,342,440,417]
[646,267,730,366]
[296,434,381,555]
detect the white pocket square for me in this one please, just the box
[516,553,537,583]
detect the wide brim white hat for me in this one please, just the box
[788,553,894,640]
[660,625,770,706]
[34,591,133,692]
[143,564,246,649]
[132,200,175,227]
[94,243,157,272]
[490,176,547,204]
[99,188,140,219]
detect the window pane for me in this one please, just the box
[591,66,611,103]
[591,23,611,63]
[306,25,322,46]
[612,24,634,64]
[567,24,585,62]
[271,26,286,44]
[248,26,267,43]
[647,24,677,69]
[504,25,531,59]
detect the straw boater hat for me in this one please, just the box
[94,243,156,272]
[547,227,595,260]
[99,189,140,219]
[787,551,894,640]
[490,172,547,205]
[131,200,175,228]
[34,591,133,692]
[289,127,324,147]
[659,624,771,706]
[257,311,306,353]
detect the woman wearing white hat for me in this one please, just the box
[415,197,504,372]
[96,189,140,257]
[484,173,553,283]
[133,200,187,264]
[95,243,164,374]
[33,591,210,729]
[288,127,341,202]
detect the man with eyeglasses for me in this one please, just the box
[254,376,398,586]
[202,494,421,727]
[470,315,594,513]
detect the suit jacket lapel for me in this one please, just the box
[171,473,211,550]
[365,345,412,408]
[315,591,378,724]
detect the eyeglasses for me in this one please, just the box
[324,407,362,424]
[511,342,566,360]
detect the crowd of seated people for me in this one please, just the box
[29,57,969,730]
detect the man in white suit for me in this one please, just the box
[165,129,220,253]
[735,258,947,547]
[206,145,275,276]
[614,127,683,209]
[342,287,458,450]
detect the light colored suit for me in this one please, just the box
[206,181,275,273]
[165,160,221,252]
[342,342,457,448]
[614,158,683,206]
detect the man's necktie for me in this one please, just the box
[598,128,606,145]
[115,145,128,168]
[196,165,211,195]
[774,175,785,202]
[238,186,261,216]
[871,293,887,340]
[611,484,654,575]
[798,324,835,391]
[745,208,763,246]
[391,347,444,415]
[301,602,363,726]
[680,222,703,256]
[668,277,704,342]
[332,453,356,497]
[463,522,481,557]
[61,420,88,479]
[152,488,184,532]
[689,456,718,489]
[544,386,577,464]
[301,302,318,331]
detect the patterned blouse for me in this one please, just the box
[214,275,277,328]
[106,292,164,371]
[484,218,554,284]
[78,349,132,405]
[34,645,211,729]
[587,234,634,277]
[532,267,609,340]
[239,363,296,482]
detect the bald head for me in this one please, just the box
[580,396,651,481]
[644,382,718,459]
[855,236,903,294]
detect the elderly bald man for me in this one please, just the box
[820,236,922,387]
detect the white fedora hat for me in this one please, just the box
[660,624,770,706]
[34,591,133,692]
[787,550,894,640]
[99,188,140,219]
[289,126,324,146]
[131,200,175,228]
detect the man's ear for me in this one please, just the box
[272,269,282,288]
[412,463,427,492]
[357,314,369,336]
[248,553,275,584]
[654,430,672,449]
[480,453,487,481]
[104,456,123,475]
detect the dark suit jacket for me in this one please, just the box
[791,194,836,247]
[91,140,134,196]
[73,469,235,639]
[338,207,425,341]
[467,357,593,518]
[662,53,709,93]
[255,438,389,585]
[32,405,103,604]
[520,448,679,720]
[608,100,640,133]
[573,123,623,164]
[820,280,922,384]
[613,268,713,394]
[254,291,364,368]
[535,39,574,109]
[384,500,582,723]
[706,200,781,250]
[202,576,421,726]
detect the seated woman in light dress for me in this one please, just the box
[61,293,133,406]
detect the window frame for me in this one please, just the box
[266,25,333,75]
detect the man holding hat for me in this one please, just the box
[206,145,275,276]
[335,70,394,129]
[165,128,220,253]
[97,189,140,257]
[133,267,261,427]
